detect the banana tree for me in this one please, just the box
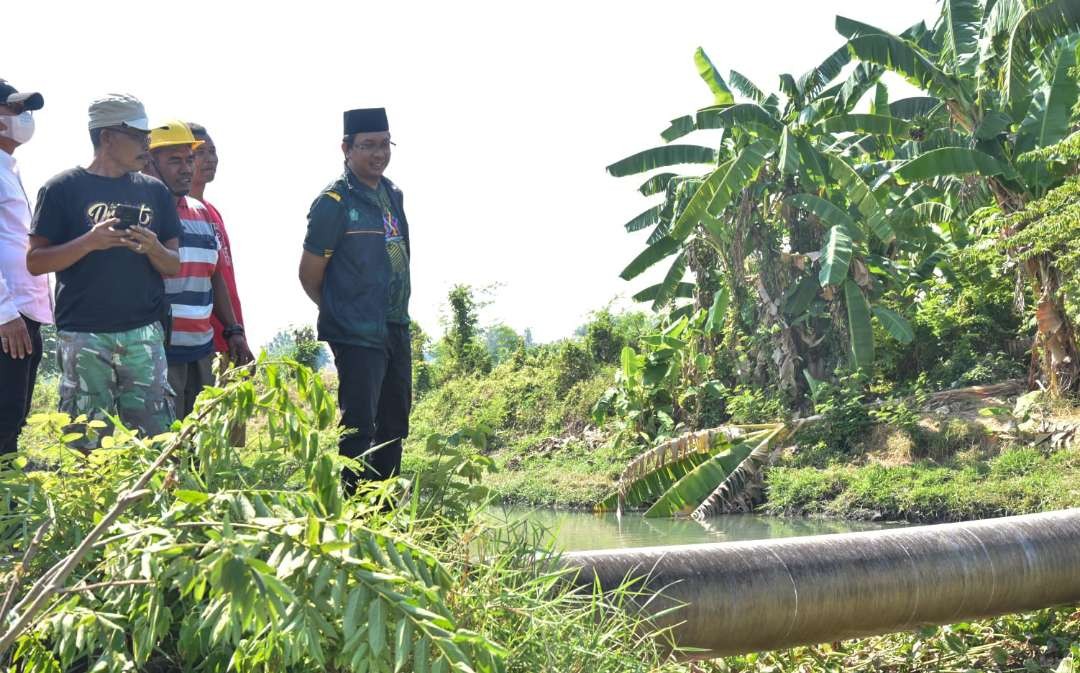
[839,0,1080,393]
[608,41,943,405]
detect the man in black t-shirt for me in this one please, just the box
[27,94,181,441]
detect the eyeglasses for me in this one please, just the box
[352,140,395,153]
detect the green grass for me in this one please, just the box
[764,442,1080,522]
[403,359,631,507]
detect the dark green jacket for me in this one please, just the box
[304,169,411,348]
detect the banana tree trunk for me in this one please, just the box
[992,176,1080,397]
[1029,254,1080,394]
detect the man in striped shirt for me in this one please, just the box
[143,121,252,419]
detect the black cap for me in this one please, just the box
[0,80,44,111]
[344,108,388,135]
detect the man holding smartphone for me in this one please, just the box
[27,94,181,441]
[0,79,51,456]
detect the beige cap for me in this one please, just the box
[87,93,156,131]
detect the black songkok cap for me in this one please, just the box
[343,108,389,135]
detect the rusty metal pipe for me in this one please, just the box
[562,509,1080,657]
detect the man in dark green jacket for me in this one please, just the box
[299,108,411,492]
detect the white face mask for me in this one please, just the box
[0,112,35,144]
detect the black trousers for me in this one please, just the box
[330,324,412,492]
[0,316,43,457]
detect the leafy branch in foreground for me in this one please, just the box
[0,359,681,673]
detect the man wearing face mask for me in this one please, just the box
[299,108,412,492]
[0,80,51,456]
[27,94,181,441]
[142,121,252,419]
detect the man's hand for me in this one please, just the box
[0,316,33,359]
[122,225,163,256]
[227,334,254,366]
[83,218,131,252]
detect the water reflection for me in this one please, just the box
[488,506,906,551]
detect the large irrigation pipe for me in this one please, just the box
[562,508,1080,657]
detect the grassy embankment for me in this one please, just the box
[403,354,1080,521]
[18,368,1080,672]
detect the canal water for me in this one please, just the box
[489,506,906,551]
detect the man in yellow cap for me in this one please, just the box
[142,120,252,419]
[27,94,181,443]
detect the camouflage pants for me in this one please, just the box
[58,324,174,440]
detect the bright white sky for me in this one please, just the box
[6,0,939,348]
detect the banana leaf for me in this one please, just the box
[844,31,965,103]
[873,306,915,343]
[694,47,735,107]
[729,69,766,103]
[817,114,912,137]
[936,0,983,76]
[895,147,1019,182]
[826,154,895,243]
[692,425,788,520]
[622,204,664,233]
[704,139,774,221]
[1003,0,1080,120]
[644,439,760,518]
[819,225,854,287]
[607,145,717,178]
[620,236,680,281]
[637,173,678,196]
[844,280,875,369]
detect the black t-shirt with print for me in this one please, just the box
[30,168,182,333]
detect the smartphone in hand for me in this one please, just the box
[112,204,141,230]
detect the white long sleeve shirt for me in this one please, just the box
[0,150,52,325]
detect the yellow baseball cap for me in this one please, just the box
[149,120,204,151]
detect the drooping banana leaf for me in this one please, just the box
[607,145,718,178]
[817,114,913,138]
[652,252,689,311]
[819,225,854,287]
[661,115,697,143]
[798,44,852,100]
[704,138,775,222]
[1033,39,1078,150]
[632,282,695,303]
[872,306,915,343]
[844,279,875,369]
[1003,0,1080,121]
[826,154,895,244]
[783,274,820,318]
[788,194,863,242]
[936,0,983,77]
[620,236,680,281]
[728,69,766,103]
[637,173,678,197]
[835,62,886,114]
[622,204,664,233]
[644,435,767,518]
[691,424,789,520]
[705,286,730,334]
[844,31,966,103]
[668,160,734,241]
[597,427,758,513]
[835,15,891,39]
[695,104,783,134]
[888,96,943,119]
[871,82,890,116]
[778,128,799,178]
[894,147,1019,182]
